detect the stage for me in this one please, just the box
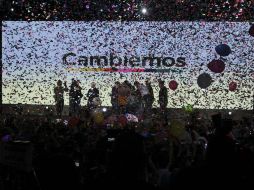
[1,104,253,122]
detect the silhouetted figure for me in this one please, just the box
[69,79,83,116]
[87,82,99,110]
[205,117,241,188]
[145,80,154,113]
[134,81,150,115]
[96,129,156,190]
[117,82,130,114]
[158,80,168,121]
[111,81,120,113]
[54,80,68,117]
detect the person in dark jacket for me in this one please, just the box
[54,80,68,117]
[69,79,83,116]
[158,80,168,111]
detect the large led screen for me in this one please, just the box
[2,21,254,109]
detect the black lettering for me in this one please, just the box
[110,54,122,66]
[78,56,88,66]
[129,56,140,67]
[162,57,175,67]
[142,57,161,67]
[176,57,186,67]
[124,56,128,66]
[63,52,76,65]
[90,56,108,66]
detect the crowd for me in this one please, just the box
[1,1,254,190]
[0,110,254,190]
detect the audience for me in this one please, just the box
[0,111,253,190]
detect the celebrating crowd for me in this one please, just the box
[1,1,254,190]
[0,110,254,190]
[54,79,168,118]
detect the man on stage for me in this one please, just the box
[86,82,100,110]
[145,79,154,113]
[111,81,120,114]
[69,79,83,116]
[134,81,150,114]
[158,80,168,120]
[54,80,68,117]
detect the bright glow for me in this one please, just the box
[228,111,232,115]
[2,21,253,110]
[102,107,107,112]
[141,8,147,14]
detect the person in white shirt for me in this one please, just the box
[134,81,150,114]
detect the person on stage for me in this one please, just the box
[54,80,68,117]
[86,82,99,110]
[158,80,168,112]
[75,80,83,116]
[69,79,83,116]
[134,81,150,114]
[145,79,154,113]
[111,81,120,113]
[117,81,131,114]
[69,79,75,116]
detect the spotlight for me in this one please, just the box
[102,107,107,112]
[141,7,147,14]
[46,106,49,109]
[228,111,232,115]
[11,8,14,12]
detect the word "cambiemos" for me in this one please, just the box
[63,53,187,68]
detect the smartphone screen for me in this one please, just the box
[75,161,80,167]
[108,138,115,142]
[63,120,68,126]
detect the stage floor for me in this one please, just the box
[1,104,253,121]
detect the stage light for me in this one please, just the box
[228,111,232,115]
[46,106,49,109]
[11,8,14,12]
[141,7,147,14]
[102,107,107,112]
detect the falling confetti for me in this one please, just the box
[2,21,254,110]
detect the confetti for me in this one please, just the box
[2,21,254,110]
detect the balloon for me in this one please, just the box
[105,115,118,124]
[68,116,80,127]
[125,113,138,122]
[229,81,237,91]
[207,59,225,73]
[2,135,12,142]
[118,115,127,127]
[197,73,212,89]
[169,120,185,139]
[168,80,178,90]
[215,44,231,56]
[249,24,254,37]
[183,104,194,113]
[93,111,104,125]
